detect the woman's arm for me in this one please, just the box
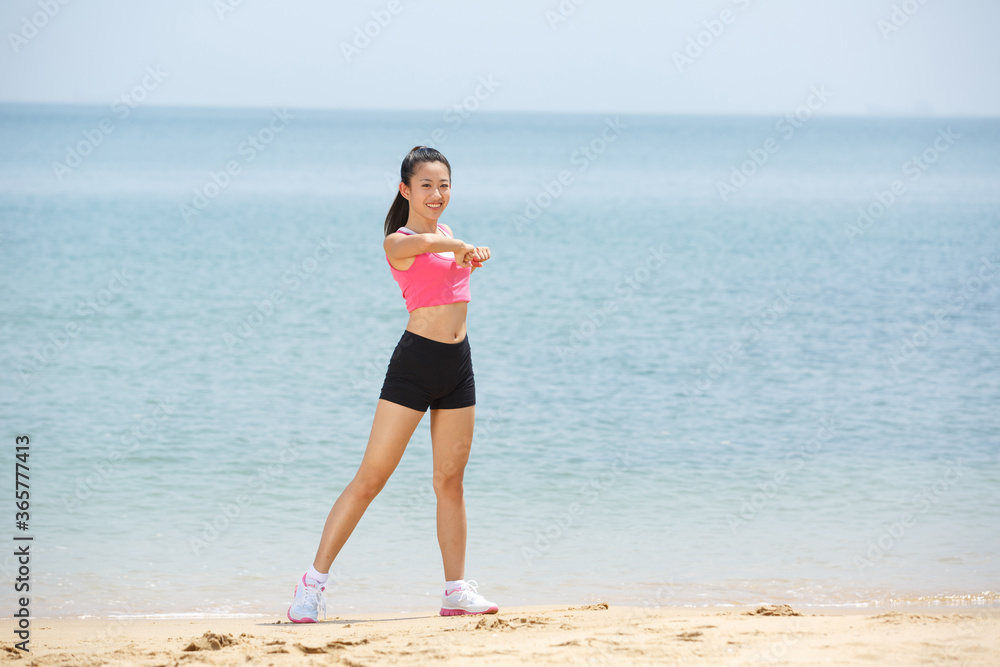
[441,223,490,272]
[384,231,469,260]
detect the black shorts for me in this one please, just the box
[378,330,476,412]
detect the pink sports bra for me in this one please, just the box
[386,225,471,312]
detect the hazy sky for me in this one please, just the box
[2,0,998,116]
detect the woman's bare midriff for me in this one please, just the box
[405,302,468,344]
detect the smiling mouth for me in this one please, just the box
[427,203,442,209]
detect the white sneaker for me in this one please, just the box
[439,580,499,616]
[287,573,326,623]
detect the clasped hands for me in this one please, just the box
[455,244,491,269]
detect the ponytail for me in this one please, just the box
[384,191,410,237]
[383,145,452,237]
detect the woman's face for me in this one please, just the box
[401,160,450,222]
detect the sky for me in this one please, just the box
[1,0,999,117]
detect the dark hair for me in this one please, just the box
[383,146,452,237]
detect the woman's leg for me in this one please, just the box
[429,404,475,581]
[312,399,425,572]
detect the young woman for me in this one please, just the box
[287,146,498,622]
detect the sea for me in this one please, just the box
[1,104,998,619]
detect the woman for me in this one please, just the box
[287,146,498,622]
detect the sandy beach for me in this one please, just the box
[4,603,998,666]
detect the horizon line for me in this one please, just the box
[0,100,998,121]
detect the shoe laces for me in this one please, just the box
[302,581,327,620]
[454,580,484,604]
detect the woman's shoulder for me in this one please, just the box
[390,225,451,236]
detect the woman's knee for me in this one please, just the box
[433,468,465,500]
[350,472,390,502]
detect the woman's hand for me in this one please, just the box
[454,242,477,268]
[457,245,490,268]
[469,246,490,268]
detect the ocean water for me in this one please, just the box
[1,105,998,618]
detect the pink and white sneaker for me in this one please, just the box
[439,580,499,616]
[287,573,326,623]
